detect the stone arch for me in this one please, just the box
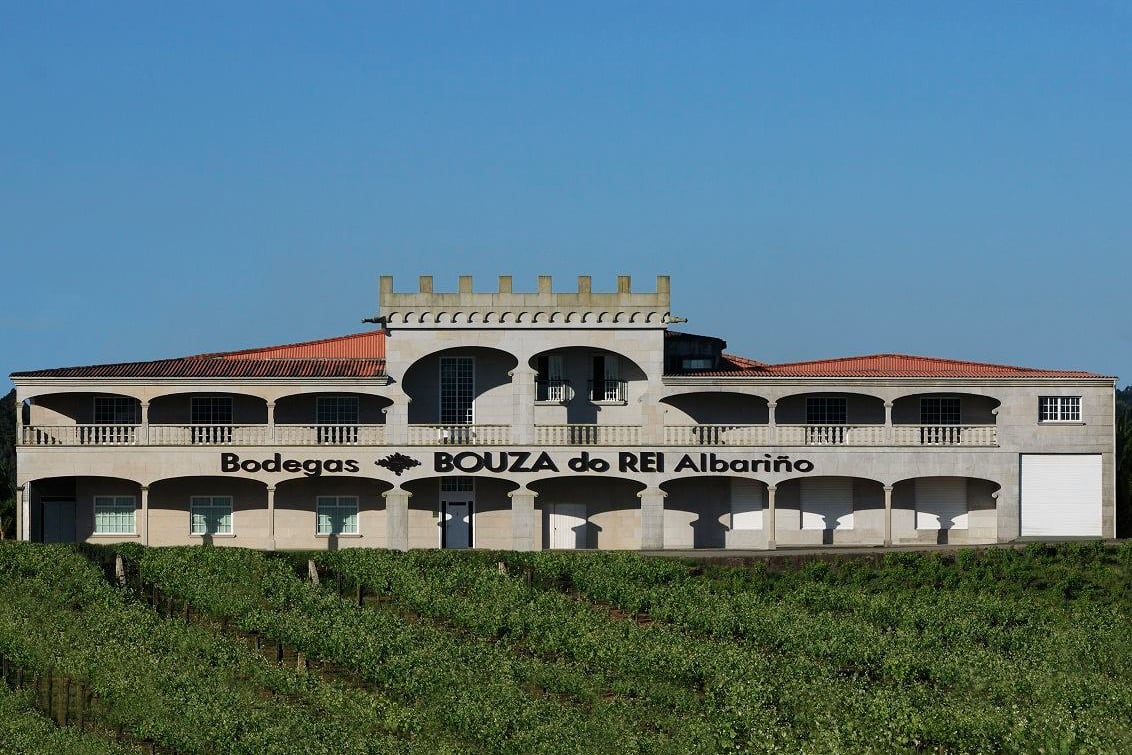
[529,475,647,550]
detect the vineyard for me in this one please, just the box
[0,542,1129,754]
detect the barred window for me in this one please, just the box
[440,476,475,493]
[317,496,359,535]
[1039,396,1081,422]
[94,496,136,534]
[191,396,233,424]
[317,396,359,424]
[190,496,233,536]
[94,396,137,424]
[440,357,474,425]
[920,397,961,425]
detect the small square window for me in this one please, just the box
[190,496,233,536]
[317,496,359,535]
[94,496,136,534]
[1039,396,1081,422]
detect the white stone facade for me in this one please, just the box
[11,275,1117,551]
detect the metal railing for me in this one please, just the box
[535,379,574,403]
[406,424,512,445]
[587,379,628,402]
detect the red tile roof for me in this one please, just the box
[12,332,387,379]
[674,353,1110,379]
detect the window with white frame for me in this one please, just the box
[920,397,961,425]
[94,496,136,534]
[439,357,474,424]
[190,496,233,535]
[93,396,137,424]
[806,396,847,424]
[316,496,359,535]
[1039,396,1081,422]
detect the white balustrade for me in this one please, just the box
[777,425,887,446]
[406,424,512,445]
[148,425,270,445]
[535,424,641,446]
[275,425,386,445]
[20,425,139,446]
[662,425,771,446]
[893,425,997,446]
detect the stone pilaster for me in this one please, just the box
[639,487,666,550]
[509,489,537,551]
[384,489,411,551]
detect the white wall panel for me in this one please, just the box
[800,477,853,530]
[915,478,968,530]
[730,478,764,530]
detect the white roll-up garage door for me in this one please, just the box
[800,477,853,530]
[915,478,968,530]
[1020,454,1103,537]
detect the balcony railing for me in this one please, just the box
[663,425,771,445]
[587,379,628,403]
[275,425,385,445]
[21,425,140,446]
[535,379,574,403]
[536,424,641,445]
[406,424,512,445]
[149,424,271,445]
[894,425,997,446]
[778,425,887,446]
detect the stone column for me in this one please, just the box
[140,486,150,546]
[384,489,411,551]
[883,401,894,446]
[510,489,537,551]
[15,484,25,542]
[384,401,410,445]
[14,397,23,446]
[639,487,666,551]
[883,485,893,547]
[267,402,276,443]
[140,401,150,445]
[267,486,276,551]
[510,367,536,445]
[766,485,777,550]
[767,402,778,445]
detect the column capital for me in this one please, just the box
[508,489,538,499]
[637,487,668,499]
[883,484,893,493]
[382,488,413,500]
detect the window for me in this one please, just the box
[94,496,136,534]
[682,358,714,370]
[190,496,233,535]
[806,396,847,425]
[590,355,624,402]
[191,396,233,443]
[440,476,475,492]
[439,357,474,424]
[920,397,961,425]
[317,396,359,443]
[1039,396,1081,422]
[536,354,567,402]
[94,396,137,424]
[317,496,359,535]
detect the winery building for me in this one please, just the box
[11,275,1116,551]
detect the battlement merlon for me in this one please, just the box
[377,275,673,328]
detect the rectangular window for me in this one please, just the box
[316,496,359,535]
[536,354,567,402]
[920,397,961,425]
[440,476,475,492]
[93,396,137,424]
[191,396,233,424]
[439,357,474,425]
[190,496,233,535]
[1039,396,1081,422]
[317,396,359,424]
[590,355,624,402]
[806,396,847,425]
[94,496,136,534]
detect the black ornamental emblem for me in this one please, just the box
[376,453,420,476]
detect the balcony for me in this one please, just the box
[663,425,771,445]
[894,424,997,446]
[21,425,140,446]
[778,424,887,446]
[587,379,628,403]
[406,424,512,445]
[275,425,385,445]
[535,424,641,445]
[535,379,574,403]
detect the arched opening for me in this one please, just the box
[274,391,393,445]
[402,476,521,550]
[891,476,1001,545]
[22,392,142,446]
[891,393,1000,446]
[660,477,771,549]
[148,391,269,445]
[775,392,886,446]
[529,476,646,550]
[274,476,393,550]
[660,392,770,446]
[403,347,519,444]
[26,475,142,543]
[527,346,649,438]
[775,475,886,546]
[148,476,268,548]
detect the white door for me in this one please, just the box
[442,500,473,549]
[800,478,854,530]
[43,500,77,543]
[549,503,587,549]
[915,478,969,530]
[1021,454,1103,536]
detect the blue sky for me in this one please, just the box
[2,1,1129,387]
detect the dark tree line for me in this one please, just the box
[0,389,15,538]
